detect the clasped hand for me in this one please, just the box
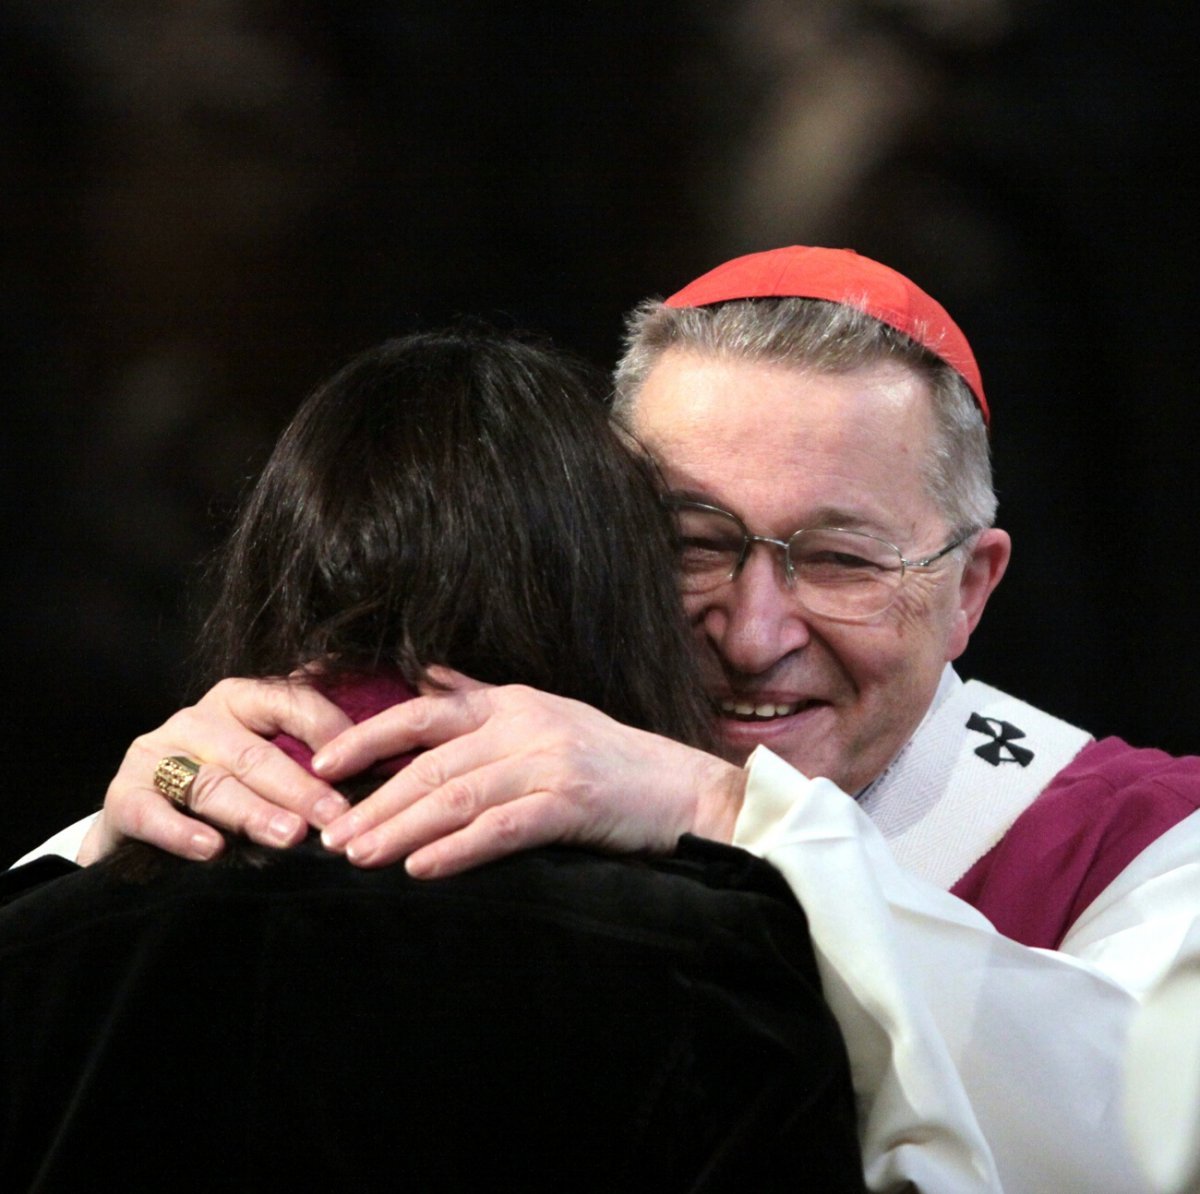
[81,669,745,875]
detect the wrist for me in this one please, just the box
[689,756,746,843]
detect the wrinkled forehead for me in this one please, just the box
[629,350,941,536]
[628,348,935,443]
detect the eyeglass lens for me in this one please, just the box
[671,503,905,619]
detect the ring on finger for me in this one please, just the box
[153,756,201,808]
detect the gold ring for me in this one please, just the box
[154,756,201,808]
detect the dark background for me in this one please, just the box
[3,0,1197,864]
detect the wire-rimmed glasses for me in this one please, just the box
[664,497,973,621]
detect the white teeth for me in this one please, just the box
[719,699,805,720]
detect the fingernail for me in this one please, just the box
[345,836,377,866]
[405,853,436,879]
[311,748,337,775]
[189,832,221,861]
[321,819,353,851]
[312,794,349,827]
[267,812,304,846]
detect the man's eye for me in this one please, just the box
[680,536,739,553]
[678,538,739,570]
[798,552,886,581]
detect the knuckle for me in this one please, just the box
[126,733,164,773]
[183,768,225,816]
[204,677,244,706]
[479,803,525,847]
[401,699,437,736]
[484,684,533,719]
[229,739,277,780]
[440,779,479,821]
[129,730,160,757]
[130,706,195,757]
[408,751,451,791]
[503,684,550,715]
[188,771,258,837]
[499,683,534,703]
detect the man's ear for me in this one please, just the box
[946,528,1011,660]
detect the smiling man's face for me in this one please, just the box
[631,348,995,794]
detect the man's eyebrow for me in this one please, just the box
[664,490,896,537]
[663,486,724,505]
[803,506,890,534]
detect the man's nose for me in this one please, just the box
[695,543,812,675]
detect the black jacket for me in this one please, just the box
[0,836,863,1192]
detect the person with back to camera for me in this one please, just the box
[0,328,864,1192]
[27,248,1200,1191]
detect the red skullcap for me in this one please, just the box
[665,245,988,425]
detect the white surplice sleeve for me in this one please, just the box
[734,746,1200,1194]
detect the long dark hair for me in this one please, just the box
[199,327,713,749]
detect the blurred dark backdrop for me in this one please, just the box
[3,0,1197,863]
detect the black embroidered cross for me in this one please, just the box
[966,713,1034,767]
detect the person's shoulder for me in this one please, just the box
[952,735,1200,947]
[662,834,800,901]
[1054,736,1200,812]
[437,840,800,913]
[0,855,126,959]
[399,842,812,955]
[0,855,80,910]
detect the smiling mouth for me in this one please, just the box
[716,699,813,722]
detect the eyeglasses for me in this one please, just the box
[664,497,974,621]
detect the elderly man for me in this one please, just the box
[26,247,1200,1191]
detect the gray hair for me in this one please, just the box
[613,297,997,533]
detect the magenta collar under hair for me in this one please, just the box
[271,672,422,778]
[664,245,989,425]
